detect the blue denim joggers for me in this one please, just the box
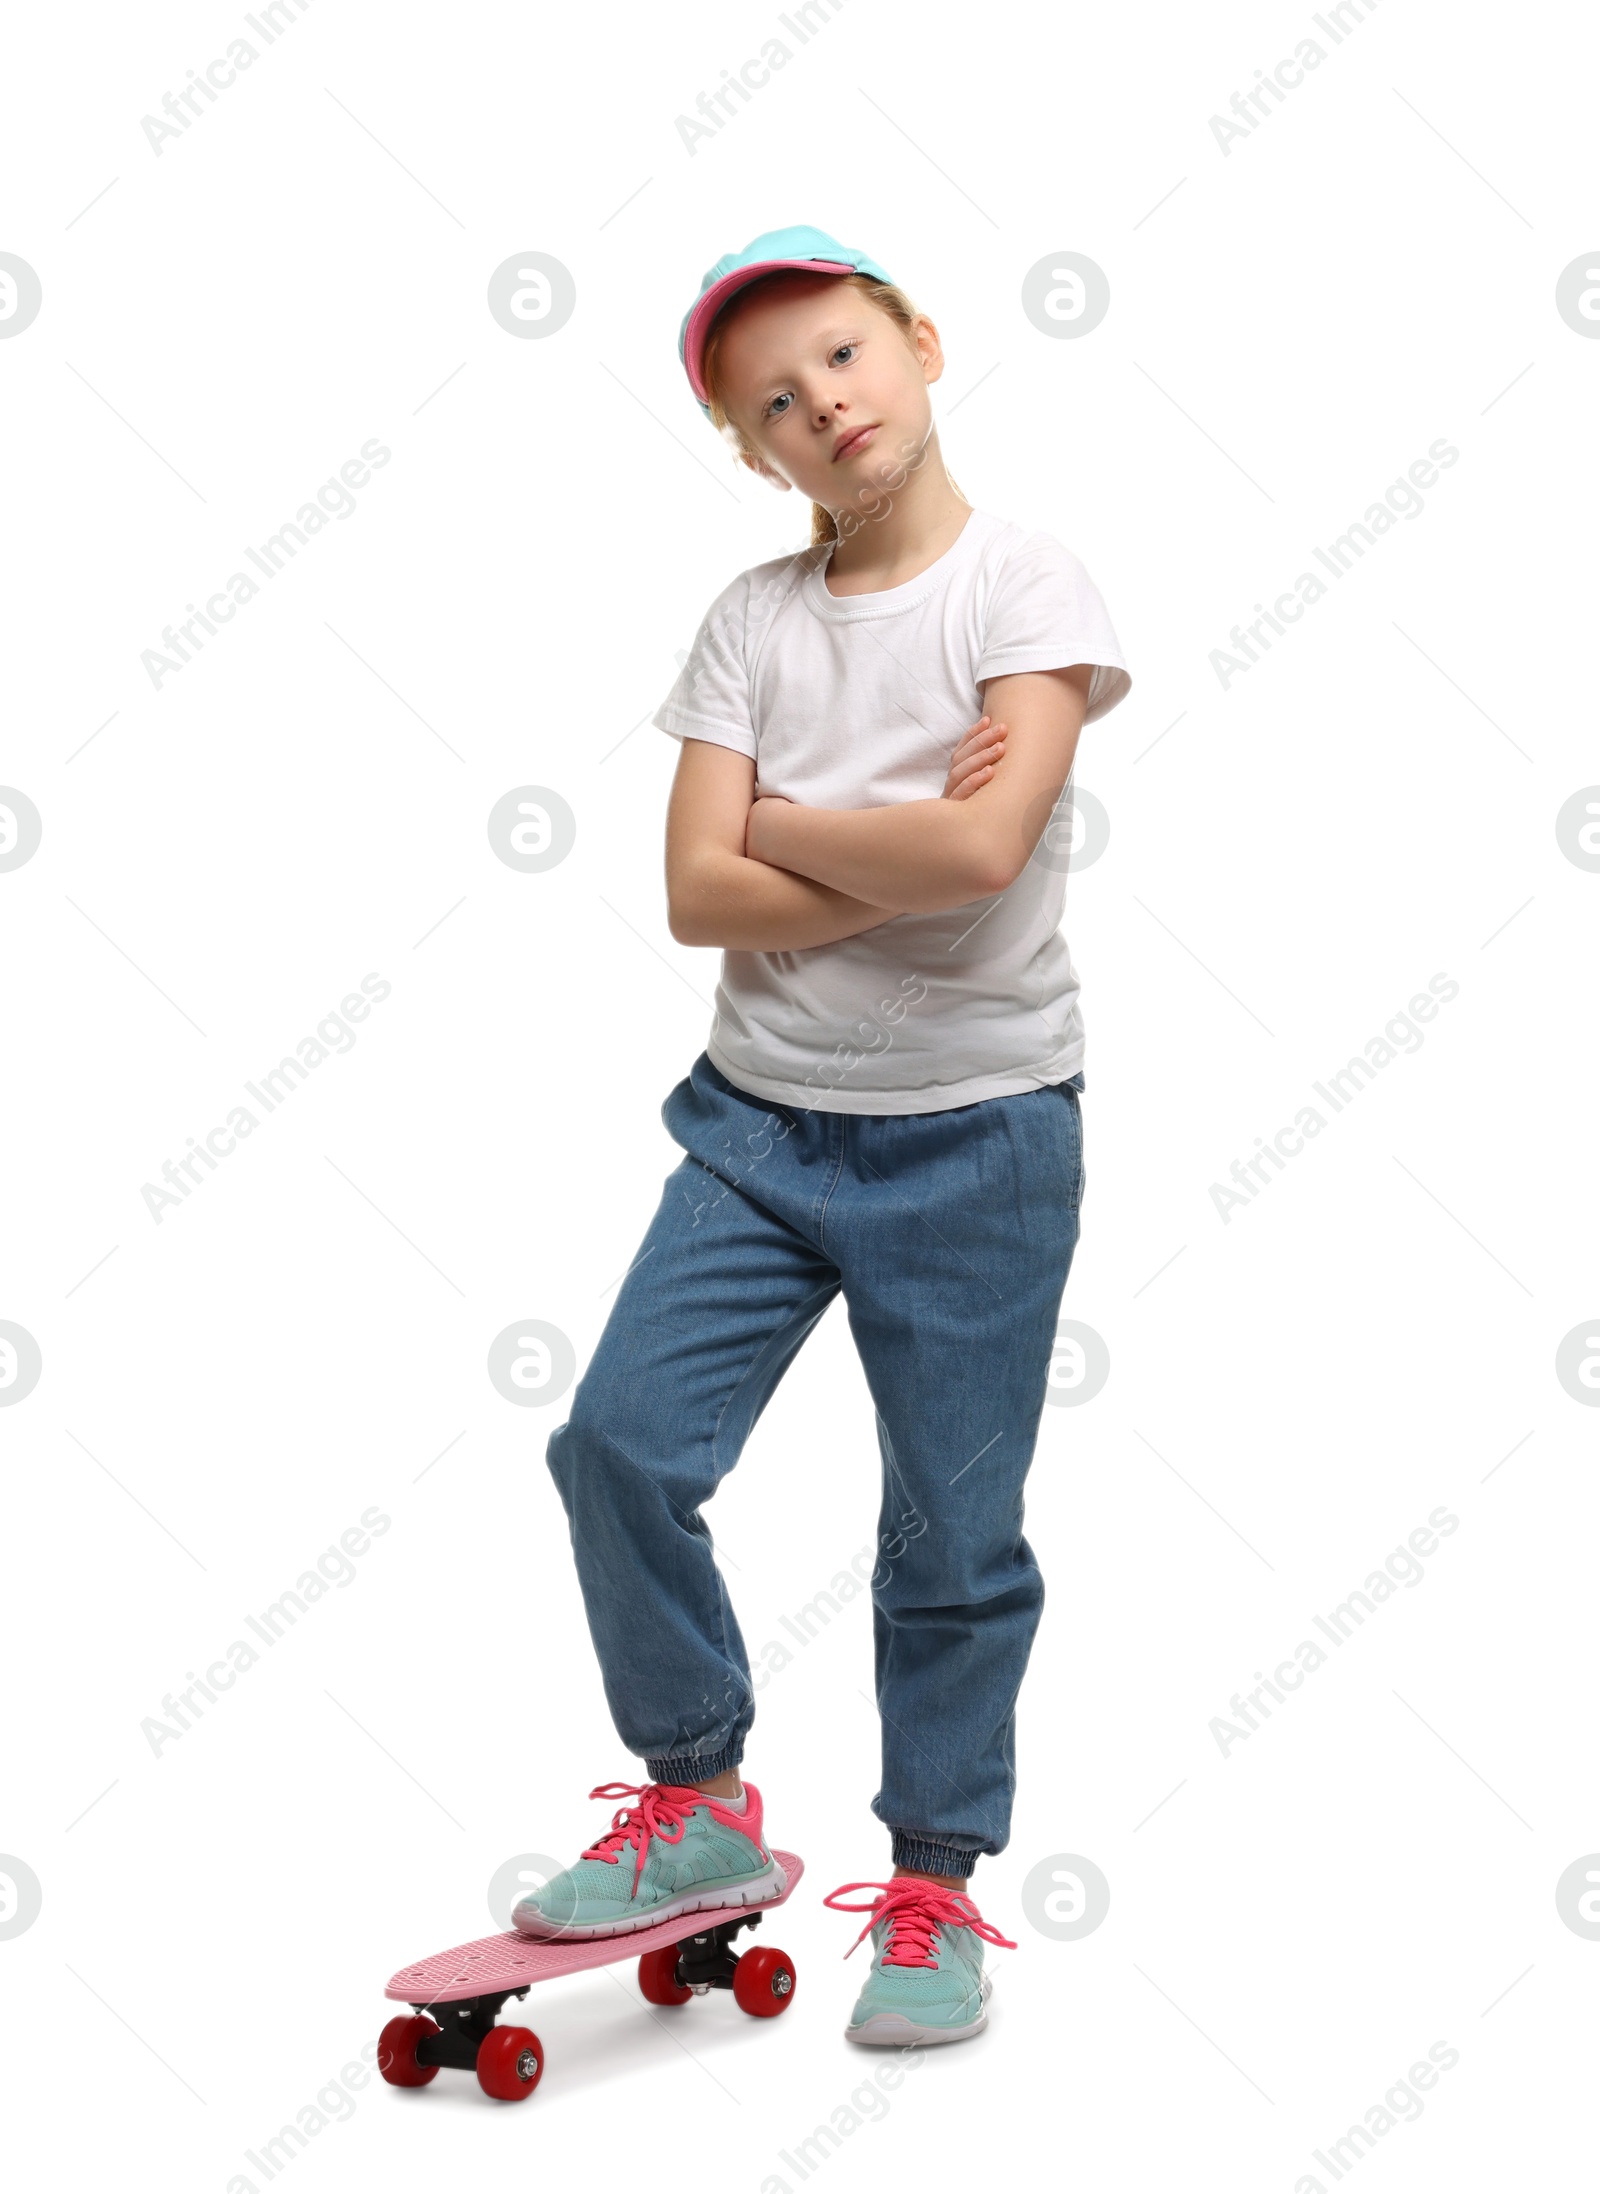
[545,1051,1085,1880]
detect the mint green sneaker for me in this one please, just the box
[824,1878,1017,2045]
[511,1779,786,1940]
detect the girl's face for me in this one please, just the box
[714,273,945,513]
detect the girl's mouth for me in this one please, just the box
[831,424,879,463]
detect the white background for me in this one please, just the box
[3,1,1597,2186]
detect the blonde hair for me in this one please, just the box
[699,270,964,547]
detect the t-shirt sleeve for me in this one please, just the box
[975,532,1132,723]
[653,571,758,760]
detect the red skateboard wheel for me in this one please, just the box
[732,1945,797,2018]
[377,2013,440,2087]
[476,2024,544,2101]
[637,1945,693,2006]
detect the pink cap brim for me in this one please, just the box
[683,258,854,404]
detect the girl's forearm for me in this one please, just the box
[747,797,1004,914]
[669,847,901,951]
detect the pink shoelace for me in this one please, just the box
[578,1781,709,1900]
[823,1879,1018,1969]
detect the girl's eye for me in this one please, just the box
[764,345,857,419]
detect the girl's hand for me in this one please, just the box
[745,792,793,861]
[942,715,1008,800]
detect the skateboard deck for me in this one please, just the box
[378,1851,804,2099]
[385,1850,804,2003]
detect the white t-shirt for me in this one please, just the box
[654,507,1131,1114]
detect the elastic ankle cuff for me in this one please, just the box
[890,1832,979,1879]
[645,1739,744,1789]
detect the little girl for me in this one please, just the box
[515,225,1131,2048]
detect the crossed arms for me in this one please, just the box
[664,665,1093,951]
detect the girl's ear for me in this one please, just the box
[739,449,792,493]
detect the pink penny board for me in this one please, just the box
[386,1851,804,2004]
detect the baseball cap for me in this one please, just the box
[678,224,893,415]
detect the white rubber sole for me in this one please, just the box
[511,1857,788,1941]
[845,1971,992,2046]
